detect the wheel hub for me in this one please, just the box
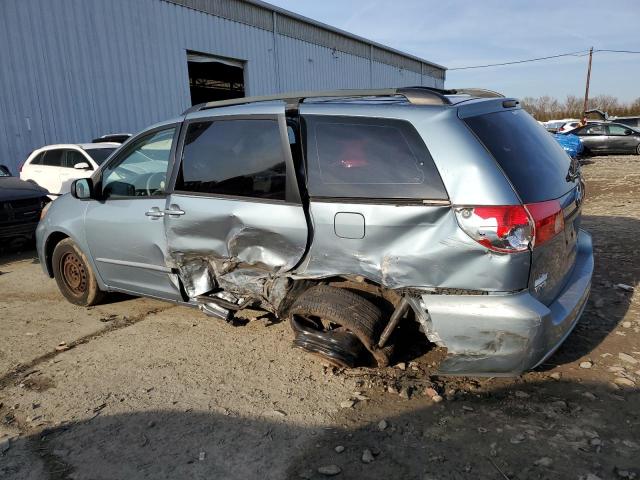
[61,252,87,295]
[290,315,367,368]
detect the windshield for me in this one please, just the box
[0,166,11,177]
[86,148,116,165]
[465,109,577,203]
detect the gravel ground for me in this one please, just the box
[0,156,638,480]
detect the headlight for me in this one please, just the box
[40,200,52,220]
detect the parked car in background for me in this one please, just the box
[544,120,567,133]
[36,87,593,376]
[557,120,581,133]
[609,116,640,129]
[0,164,50,246]
[20,143,119,197]
[553,133,583,158]
[566,122,640,156]
[92,133,132,144]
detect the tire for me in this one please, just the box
[52,238,105,306]
[288,285,393,368]
[636,143,640,155]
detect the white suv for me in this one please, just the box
[20,143,119,198]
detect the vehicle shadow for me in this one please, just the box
[0,244,38,268]
[538,214,638,369]
[0,380,637,479]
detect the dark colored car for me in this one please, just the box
[0,164,50,245]
[567,122,640,156]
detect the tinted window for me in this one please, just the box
[29,152,45,166]
[64,150,89,169]
[304,116,447,200]
[102,128,175,199]
[178,119,286,200]
[41,150,64,167]
[465,109,576,203]
[86,148,116,165]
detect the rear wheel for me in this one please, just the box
[52,238,105,306]
[288,285,393,368]
[636,143,640,155]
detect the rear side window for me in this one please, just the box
[28,152,45,165]
[41,150,64,167]
[464,109,576,203]
[177,119,286,201]
[304,116,447,200]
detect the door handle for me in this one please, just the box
[164,205,185,217]
[145,207,164,218]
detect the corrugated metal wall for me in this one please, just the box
[0,0,445,173]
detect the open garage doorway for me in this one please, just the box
[187,51,245,105]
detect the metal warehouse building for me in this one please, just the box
[0,0,446,173]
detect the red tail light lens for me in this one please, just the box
[525,200,564,247]
[455,201,564,253]
[455,205,533,253]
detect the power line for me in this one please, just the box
[449,48,640,71]
[595,49,640,54]
[449,50,589,70]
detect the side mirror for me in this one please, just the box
[71,178,93,200]
[74,162,91,170]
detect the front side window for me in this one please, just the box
[607,124,629,136]
[304,115,447,200]
[41,150,64,167]
[64,150,91,169]
[102,128,175,199]
[177,119,286,200]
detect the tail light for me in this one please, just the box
[455,200,564,253]
[455,205,532,253]
[525,200,564,247]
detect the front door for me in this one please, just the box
[84,126,182,301]
[164,107,308,302]
[606,124,636,154]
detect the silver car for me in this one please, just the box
[36,87,593,376]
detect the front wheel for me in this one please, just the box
[636,143,640,155]
[52,238,105,306]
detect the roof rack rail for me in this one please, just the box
[181,86,505,115]
[445,88,504,98]
[182,87,454,115]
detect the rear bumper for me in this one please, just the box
[411,229,593,376]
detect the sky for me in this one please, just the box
[267,0,640,102]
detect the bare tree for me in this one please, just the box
[521,95,640,120]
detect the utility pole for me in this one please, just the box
[582,47,594,124]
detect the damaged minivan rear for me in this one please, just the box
[36,87,593,376]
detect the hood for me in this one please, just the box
[0,177,49,201]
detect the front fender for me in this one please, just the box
[37,195,107,290]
